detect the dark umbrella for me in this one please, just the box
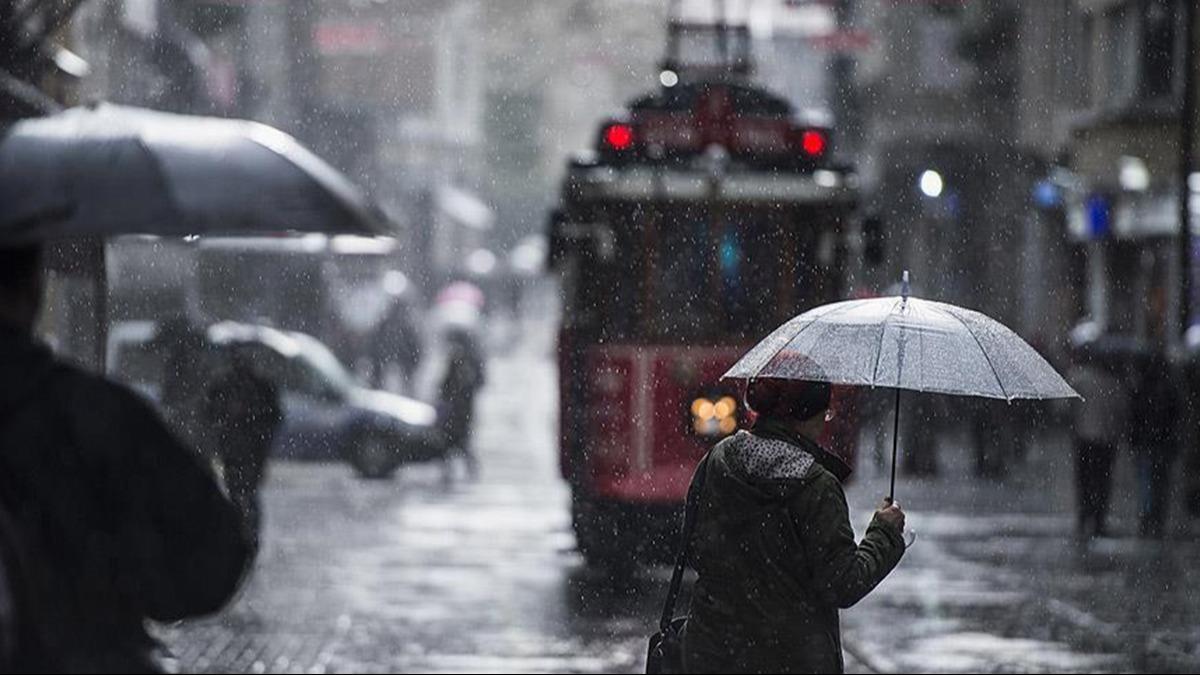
[0,103,390,242]
[724,272,1080,501]
[0,103,391,368]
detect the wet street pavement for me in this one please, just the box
[161,319,1200,674]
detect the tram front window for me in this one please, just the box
[566,206,833,345]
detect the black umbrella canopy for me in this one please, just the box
[0,103,391,243]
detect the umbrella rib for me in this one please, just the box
[870,297,905,387]
[130,132,186,227]
[749,300,864,380]
[948,309,1010,400]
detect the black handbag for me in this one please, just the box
[646,453,710,675]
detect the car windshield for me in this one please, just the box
[287,332,359,393]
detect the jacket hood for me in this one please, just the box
[0,323,56,417]
[712,419,853,502]
[718,430,817,500]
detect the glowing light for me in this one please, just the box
[660,70,679,87]
[919,170,944,198]
[1118,156,1149,192]
[714,397,737,420]
[604,123,635,151]
[801,130,827,157]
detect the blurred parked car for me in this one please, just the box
[109,320,445,479]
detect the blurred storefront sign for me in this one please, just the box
[805,29,873,52]
[1068,190,1195,241]
[314,21,387,56]
[1112,192,1178,239]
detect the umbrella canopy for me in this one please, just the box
[723,287,1078,501]
[0,103,390,243]
[724,295,1079,401]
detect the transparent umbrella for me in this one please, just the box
[723,272,1080,500]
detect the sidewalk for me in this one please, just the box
[839,430,1200,673]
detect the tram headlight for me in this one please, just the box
[714,396,736,420]
[690,395,739,438]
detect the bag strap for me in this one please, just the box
[658,451,711,634]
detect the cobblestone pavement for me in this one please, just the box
[160,321,1200,674]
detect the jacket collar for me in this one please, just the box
[751,416,853,483]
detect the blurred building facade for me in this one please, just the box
[840,0,1195,360]
[842,0,1072,355]
[1052,0,1193,346]
[843,0,1200,510]
[1048,0,1200,517]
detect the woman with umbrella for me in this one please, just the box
[681,375,906,674]
[653,274,1078,674]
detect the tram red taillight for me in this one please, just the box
[603,123,636,151]
[800,129,827,158]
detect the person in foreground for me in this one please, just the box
[682,378,906,674]
[0,244,250,672]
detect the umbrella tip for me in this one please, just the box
[902,270,911,302]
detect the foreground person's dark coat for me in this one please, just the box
[682,423,905,674]
[0,325,250,672]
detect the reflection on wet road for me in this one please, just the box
[161,338,1200,674]
[161,345,668,673]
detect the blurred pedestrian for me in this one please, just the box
[682,377,906,674]
[901,394,940,477]
[1129,352,1180,539]
[371,297,423,394]
[204,348,283,554]
[1067,352,1127,538]
[0,244,249,672]
[438,328,485,482]
[155,315,210,449]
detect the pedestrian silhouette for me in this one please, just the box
[1068,344,1127,538]
[438,328,485,481]
[0,244,250,672]
[1129,351,1179,539]
[204,347,283,554]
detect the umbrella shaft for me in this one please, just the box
[889,388,900,503]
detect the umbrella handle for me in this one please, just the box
[888,388,901,503]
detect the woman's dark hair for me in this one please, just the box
[0,245,42,292]
[745,377,832,422]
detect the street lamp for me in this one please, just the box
[919,170,944,198]
[1118,156,1150,192]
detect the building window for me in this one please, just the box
[1074,12,1095,111]
[1090,0,1183,114]
[1103,4,1139,107]
[1140,0,1178,101]
[918,16,971,92]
